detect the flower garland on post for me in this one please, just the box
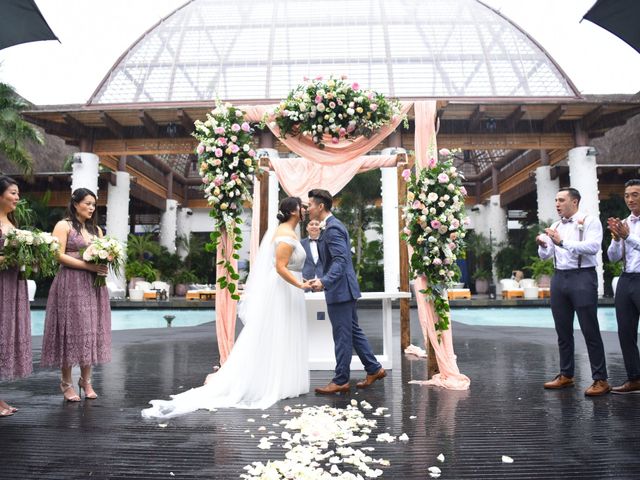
[401,148,469,333]
[270,75,407,149]
[194,102,260,300]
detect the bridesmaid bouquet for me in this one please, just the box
[81,236,125,287]
[0,229,60,280]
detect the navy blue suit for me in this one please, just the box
[300,237,324,280]
[317,215,381,384]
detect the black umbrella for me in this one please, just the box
[0,0,59,50]
[583,0,640,54]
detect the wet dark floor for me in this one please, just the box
[1,307,639,479]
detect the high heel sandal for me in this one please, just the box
[78,377,98,399]
[60,381,80,402]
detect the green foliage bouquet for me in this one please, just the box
[0,228,60,279]
[270,75,406,149]
[402,148,469,333]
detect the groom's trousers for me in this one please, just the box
[327,299,381,385]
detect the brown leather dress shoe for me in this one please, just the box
[585,379,611,397]
[314,382,350,395]
[356,368,387,389]
[543,374,574,389]
[611,379,640,394]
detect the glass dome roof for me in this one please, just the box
[90,0,579,105]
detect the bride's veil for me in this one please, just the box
[237,225,277,325]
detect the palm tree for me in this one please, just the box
[0,82,43,174]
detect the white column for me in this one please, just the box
[535,166,560,224]
[105,172,130,290]
[160,199,178,254]
[71,152,100,195]
[487,194,507,283]
[569,146,604,296]
[380,148,401,292]
[176,207,193,260]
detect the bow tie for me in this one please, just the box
[309,239,318,243]
[630,216,639,223]
[561,217,573,224]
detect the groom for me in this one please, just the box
[307,189,386,394]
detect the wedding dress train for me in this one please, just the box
[142,235,309,419]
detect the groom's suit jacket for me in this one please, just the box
[317,215,361,304]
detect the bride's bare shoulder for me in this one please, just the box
[274,225,298,240]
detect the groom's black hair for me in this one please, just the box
[308,189,333,211]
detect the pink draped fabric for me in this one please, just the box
[411,100,470,390]
[215,228,237,365]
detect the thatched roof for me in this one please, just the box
[591,91,640,165]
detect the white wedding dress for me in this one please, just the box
[142,234,309,419]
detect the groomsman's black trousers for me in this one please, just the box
[615,273,640,381]
[550,268,607,380]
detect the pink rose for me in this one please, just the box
[196,144,205,155]
[230,144,240,153]
[214,177,223,186]
[214,148,223,158]
[403,227,411,235]
[449,232,458,241]
[341,74,348,79]
[437,173,450,183]
[303,76,309,81]
[449,242,456,250]
[433,258,442,266]
[248,149,256,157]
[241,122,251,132]
[315,75,323,80]
[331,136,339,144]
[231,123,241,132]
[370,103,378,112]
[401,169,411,181]
[315,95,323,104]
[439,148,451,157]
[217,137,227,146]
[231,173,239,180]
[427,157,437,168]
[460,186,467,195]
[351,82,360,91]
[214,126,225,135]
[412,200,421,209]
[431,220,441,229]
[329,102,336,109]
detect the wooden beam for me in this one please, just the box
[581,105,605,131]
[177,109,195,134]
[100,112,125,138]
[258,158,270,243]
[542,105,566,132]
[62,114,91,137]
[438,132,574,150]
[587,105,640,132]
[505,106,526,132]
[397,155,413,352]
[22,115,74,138]
[468,105,485,133]
[139,111,160,137]
[94,138,197,156]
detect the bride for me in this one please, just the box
[142,197,311,419]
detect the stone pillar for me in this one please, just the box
[487,194,507,283]
[160,199,178,254]
[105,172,130,290]
[381,147,401,292]
[569,146,604,296]
[71,152,100,195]
[536,150,559,225]
[176,207,193,260]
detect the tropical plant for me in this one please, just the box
[173,269,199,285]
[604,260,623,278]
[127,233,161,262]
[525,257,554,281]
[124,259,156,282]
[472,268,492,281]
[0,83,43,174]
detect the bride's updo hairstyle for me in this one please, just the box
[276,196,302,223]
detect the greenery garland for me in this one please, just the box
[194,102,260,300]
[270,75,406,149]
[401,148,469,333]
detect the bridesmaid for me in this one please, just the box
[41,188,111,401]
[0,176,32,417]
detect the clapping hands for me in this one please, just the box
[607,217,629,241]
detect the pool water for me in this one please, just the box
[452,307,618,332]
[30,309,214,336]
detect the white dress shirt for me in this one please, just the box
[538,212,602,270]
[607,214,640,273]
[309,238,319,264]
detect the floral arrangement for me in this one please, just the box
[0,229,60,279]
[402,148,469,333]
[82,236,125,287]
[194,101,260,300]
[270,75,406,149]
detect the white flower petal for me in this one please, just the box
[502,455,514,463]
[437,453,445,462]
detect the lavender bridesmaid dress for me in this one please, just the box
[41,228,111,368]
[0,227,33,380]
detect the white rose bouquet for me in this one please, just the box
[81,236,124,287]
[0,229,61,279]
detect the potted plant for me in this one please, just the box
[125,259,157,292]
[605,261,623,296]
[526,257,554,288]
[472,268,491,294]
[173,270,199,297]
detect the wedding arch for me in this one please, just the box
[196,79,469,390]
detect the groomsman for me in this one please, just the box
[301,219,324,281]
[536,187,610,396]
[607,179,640,394]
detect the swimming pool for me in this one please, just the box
[452,307,618,332]
[30,309,215,336]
